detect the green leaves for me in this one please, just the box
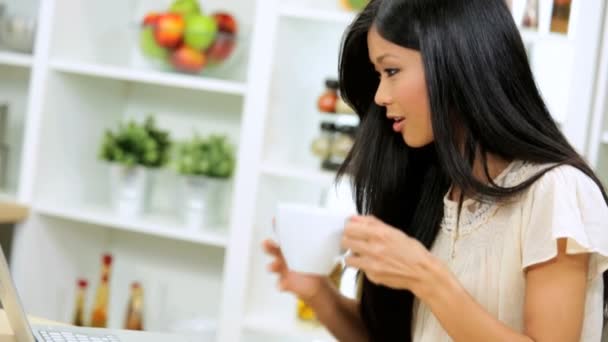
[99,116,235,178]
[99,115,172,168]
[174,134,236,178]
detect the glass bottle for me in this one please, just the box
[124,282,144,331]
[72,279,88,327]
[317,79,339,113]
[90,254,112,328]
[311,122,336,161]
[550,0,571,34]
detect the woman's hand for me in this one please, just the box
[341,215,444,298]
[262,239,330,302]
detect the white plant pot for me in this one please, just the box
[109,164,149,217]
[180,175,231,231]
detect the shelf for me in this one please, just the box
[260,162,337,185]
[243,314,336,341]
[34,203,229,248]
[601,131,608,145]
[519,29,569,45]
[317,112,359,126]
[0,51,33,68]
[49,60,248,96]
[279,4,356,25]
[0,191,17,203]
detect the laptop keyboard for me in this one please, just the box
[37,330,120,342]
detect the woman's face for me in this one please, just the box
[367,26,434,148]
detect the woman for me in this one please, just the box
[263,0,608,340]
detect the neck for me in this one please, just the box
[449,153,511,201]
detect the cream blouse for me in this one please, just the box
[412,161,608,341]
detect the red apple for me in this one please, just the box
[171,45,207,73]
[154,13,185,48]
[142,12,161,27]
[206,32,236,65]
[212,12,238,34]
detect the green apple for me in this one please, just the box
[169,0,201,17]
[184,15,218,50]
[140,27,168,60]
[348,0,369,10]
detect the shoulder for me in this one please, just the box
[515,163,608,277]
[522,163,605,207]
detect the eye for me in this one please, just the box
[384,68,400,77]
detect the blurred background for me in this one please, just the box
[0,0,606,341]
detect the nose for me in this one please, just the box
[374,80,392,107]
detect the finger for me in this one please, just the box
[341,236,370,255]
[263,239,283,257]
[345,253,370,271]
[343,219,372,240]
[267,258,288,274]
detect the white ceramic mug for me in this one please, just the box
[275,202,353,275]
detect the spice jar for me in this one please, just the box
[311,122,336,160]
[317,79,339,113]
[322,124,357,171]
[331,125,357,160]
[335,95,355,114]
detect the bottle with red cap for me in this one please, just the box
[72,279,88,326]
[124,282,144,330]
[90,253,112,328]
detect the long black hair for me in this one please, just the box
[336,0,608,340]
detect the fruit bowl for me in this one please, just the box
[137,0,239,75]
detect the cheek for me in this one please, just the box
[396,79,433,145]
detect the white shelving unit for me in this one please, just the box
[279,4,356,25]
[34,203,229,248]
[260,162,336,186]
[3,0,606,342]
[585,4,608,183]
[0,51,33,68]
[243,314,335,341]
[49,60,248,95]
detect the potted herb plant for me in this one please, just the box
[99,115,171,216]
[173,134,236,230]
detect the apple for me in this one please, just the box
[212,12,238,35]
[140,27,168,60]
[206,32,236,65]
[184,15,218,50]
[154,13,185,48]
[171,45,207,73]
[340,0,369,10]
[142,12,161,27]
[169,0,201,17]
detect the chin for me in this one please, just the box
[402,133,433,148]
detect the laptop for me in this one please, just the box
[0,246,210,342]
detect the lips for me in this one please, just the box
[389,117,405,132]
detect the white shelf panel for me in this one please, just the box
[520,29,569,45]
[0,191,17,202]
[34,203,229,248]
[601,131,608,145]
[260,162,336,185]
[0,51,33,68]
[317,112,359,126]
[279,4,356,25]
[243,314,336,341]
[49,60,248,96]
